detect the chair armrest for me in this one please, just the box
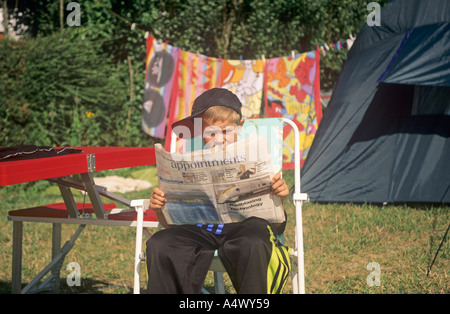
[292,193,309,202]
[131,199,150,212]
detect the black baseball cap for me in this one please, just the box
[171,88,242,138]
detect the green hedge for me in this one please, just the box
[0,28,156,147]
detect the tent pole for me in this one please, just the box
[427,222,449,276]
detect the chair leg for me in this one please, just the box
[133,210,144,294]
[132,199,149,294]
[213,272,225,294]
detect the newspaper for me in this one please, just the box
[154,134,285,225]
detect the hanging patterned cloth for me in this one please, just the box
[264,50,322,169]
[164,51,222,151]
[220,59,265,119]
[142,35,180,138]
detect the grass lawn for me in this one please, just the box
[0,168,448,294]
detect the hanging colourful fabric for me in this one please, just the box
[164,51,222,151]
[264,50,322,169]
[220,58,265,118]
[142,35,180,138]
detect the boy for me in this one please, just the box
[147,88,290,294]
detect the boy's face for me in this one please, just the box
[202,118,240,148]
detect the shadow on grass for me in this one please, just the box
[1,278,234,294]
[0,278,134,294]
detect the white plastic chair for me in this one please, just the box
[133,118,307,294]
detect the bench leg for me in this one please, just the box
[21,224,85,294]
[52,223,62,293]
[11,222,62,294]
[11,221,23,294]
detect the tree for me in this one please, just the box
[0,27,130,146]
[2,0,390,146]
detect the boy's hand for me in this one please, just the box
[271,173,289,199]
[150,187,166,211]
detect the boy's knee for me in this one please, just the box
[227,218,272,250]
[240,217,271,238]
[146,230,170,255]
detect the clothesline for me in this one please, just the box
[143,35,322,169]
[317,34,356,56]
[106,7,341,169]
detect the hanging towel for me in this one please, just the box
[264,50,322,169]
[220,59,265,119]
[164,51,222,151]
[142,36,180,138]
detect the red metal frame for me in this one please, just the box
[0,146,156,186]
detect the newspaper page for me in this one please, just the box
[154,134,285,225]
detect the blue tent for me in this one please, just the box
[302,0,450,203]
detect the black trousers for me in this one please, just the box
[145,217,290,294]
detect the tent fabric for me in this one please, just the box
[301,0,450,204]
[380,23,450,86]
